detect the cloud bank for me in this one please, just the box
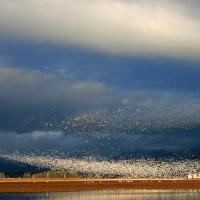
[0,0,200,58]
[1,129,200,159]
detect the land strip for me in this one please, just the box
[1,178,200,192]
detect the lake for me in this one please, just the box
[0,190,200,200]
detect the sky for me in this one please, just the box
[0,0,200,159]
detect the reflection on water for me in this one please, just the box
[0,190,200,200]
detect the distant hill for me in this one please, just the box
[0,158,47,177]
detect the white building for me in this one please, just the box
[193,174,200,179]
[188,174,193,179]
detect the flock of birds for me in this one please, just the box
[1,152,200,178]
[57,103,200,136]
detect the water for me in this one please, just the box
[0,190,200,200]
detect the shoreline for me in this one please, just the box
[1,178,200,193]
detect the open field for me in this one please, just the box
[1,178,200,193]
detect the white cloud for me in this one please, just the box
[31,131,63,140]
[0,131,85,151]
[0,0,200,58]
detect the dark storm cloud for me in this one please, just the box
[0,67,119,110]
[1,67,200,133]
